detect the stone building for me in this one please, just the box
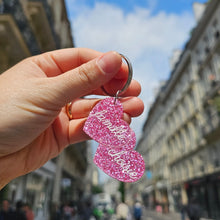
[0,0,92,219]
[136,0,220,219]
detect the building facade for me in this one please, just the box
[137,0,220,219]
[0,0,91,219]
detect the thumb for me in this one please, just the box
[48,51,122,106]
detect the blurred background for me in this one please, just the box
[0,0,220,220]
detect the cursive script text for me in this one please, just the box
[108,149,138,179]
[93,110,128,141]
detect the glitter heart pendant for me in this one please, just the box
[83,97,136,149]
[83,54,145,182]
[94,145,145,182]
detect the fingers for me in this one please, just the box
[67,97,143,144]
[32,48,103,77]
[68,97,144,119]
[68,118,89,144]
[120,97,144,117]
[67,116,131,144]
[32,48,140,107]
[46,51,124,106]
[32,48,128,79]
[69,99,100,119]
[92,79,141,97]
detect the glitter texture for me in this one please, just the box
[83,97,145,182]
[83,97,135,149]
[94,145,145,182]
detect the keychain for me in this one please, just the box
[83,54,145,182]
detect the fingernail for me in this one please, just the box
[96,51,121,74]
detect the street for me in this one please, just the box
[143,209,181,220]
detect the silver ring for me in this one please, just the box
[101,53,133,98]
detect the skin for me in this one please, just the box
[0,48,144,189]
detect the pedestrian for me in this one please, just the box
[116,201,129,220]
[63,202,73,220]
[179,202,187,220]
[186,197,202,220]
[23,203,34,220]
[82,200,93,220]
[0,200,14,220]
[13,200,27,220]
[50,203,61,220]
[0,48,144,189]
[133,201,142,220]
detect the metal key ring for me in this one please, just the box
[101,53,133,99]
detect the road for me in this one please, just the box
[143,209,181,220]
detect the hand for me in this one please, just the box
[0,48,144,188]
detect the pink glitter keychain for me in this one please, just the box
[83,97,136,150]
[83,54,145,182]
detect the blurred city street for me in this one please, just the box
[1,0,220,220]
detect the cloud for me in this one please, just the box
[67,1,195,136]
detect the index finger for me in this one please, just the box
[32,48,129,79]
[31,48,101,77]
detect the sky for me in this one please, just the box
[65,0,207,182]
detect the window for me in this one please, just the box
[187,123,193,147]
[212,53,220,80]
[184,96,190,116]
[189,159,194,177]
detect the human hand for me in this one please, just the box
[0,48,144,188]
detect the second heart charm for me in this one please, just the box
[94,145,145,182]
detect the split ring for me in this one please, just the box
[101,53,133,98]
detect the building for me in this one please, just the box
[136,0,220,219]
[0,0,92,219]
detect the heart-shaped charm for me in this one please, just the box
[83,97,136,149]
[83,97,145,182]
[94,145,145,182]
